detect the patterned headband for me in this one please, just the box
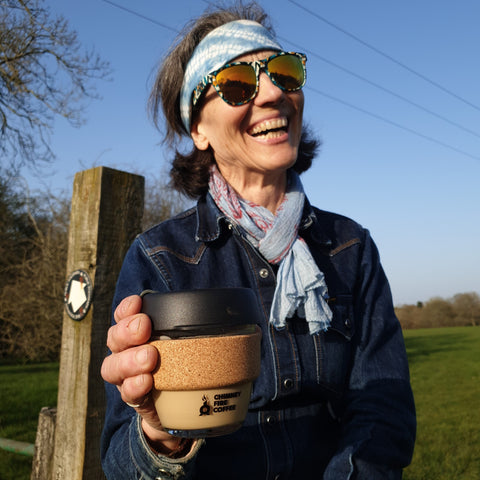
[180,20,283,133]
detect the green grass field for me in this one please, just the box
[0,327,479,479]
[0,363,59,480]
[403,326,480,479]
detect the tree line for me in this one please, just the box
[395,293,480,330]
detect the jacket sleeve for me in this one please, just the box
[100,239,204,479]
[324,229,416,479]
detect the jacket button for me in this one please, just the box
[266,415,276,425]
[259,268,269,279]
[283,378,294,390]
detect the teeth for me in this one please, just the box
[250,117,288,135]
[253,130,286,139]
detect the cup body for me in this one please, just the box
[152,382,253,437]
[142,288,262,437]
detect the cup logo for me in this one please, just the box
[199,395,211,416]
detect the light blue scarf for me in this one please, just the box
[209,167,332,335]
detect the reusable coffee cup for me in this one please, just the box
[141,288,262,438]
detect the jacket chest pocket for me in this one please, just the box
[313,294,355,396]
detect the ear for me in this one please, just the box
[191,120,210,151]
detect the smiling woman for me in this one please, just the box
[100,2,416,479]
[149,10,318,200]
[190,47,305,213]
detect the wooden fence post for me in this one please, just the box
[51,167,144,480]
[31,407,57,480]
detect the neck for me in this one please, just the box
[218,168,287,214]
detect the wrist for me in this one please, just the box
[141,418,193,458]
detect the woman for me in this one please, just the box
[100,3,416,479]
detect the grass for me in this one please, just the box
[0,363,59,480]
[403,326,480,479]
[0,327,479,479]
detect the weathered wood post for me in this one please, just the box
[31,407,57,480]
[50,167,144,480]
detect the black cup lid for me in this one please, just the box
[141,288,262,332]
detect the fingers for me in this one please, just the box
[114,294,143,324]
[120,369,154,404]
[101,344,158,386]
[107,296,152,353]
[107,313,152,353]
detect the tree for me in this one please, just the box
[0,0,110,172]
[0,176,69,361]
[395,304,422,330]
[422,297,454,328]
[142,169,191,230]
[452,292,480,326]
[0,176,37,286]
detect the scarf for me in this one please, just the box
[208,167,332,335]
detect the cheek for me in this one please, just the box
[202,107,248,142]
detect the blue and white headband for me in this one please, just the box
[180,19,283,133]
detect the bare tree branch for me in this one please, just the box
[0,0,111,172]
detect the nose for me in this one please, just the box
[253,72,284,105]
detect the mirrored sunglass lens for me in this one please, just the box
[268,55,305,90]
[215,64,257,104]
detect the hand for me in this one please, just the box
[101,295,183,453]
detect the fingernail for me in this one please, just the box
[127,316,141,332]
[135,374,145,387]
[135,348,148,366]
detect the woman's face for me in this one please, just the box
[191,50,304,189]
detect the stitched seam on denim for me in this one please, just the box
[137,237,172,290]
[269,323,282,401]
[147,244,207,265]
[152,256,173,290]
[257,411,271,477]
[283,322,300,389]
[195,203,223,242]
[175,206,196,219]
[313,333,322,384]
[329,238,361,257]
[238,234,280,399]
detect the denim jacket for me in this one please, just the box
[101,193,416,479]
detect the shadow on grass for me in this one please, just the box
[404,330,477,364]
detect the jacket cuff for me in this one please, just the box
[129,414,204,479]
[323,446,402,480]
[323,445,355,479]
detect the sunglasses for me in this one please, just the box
[192,51,307,107]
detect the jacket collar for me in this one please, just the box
[300,197,332,247]
[195,192,332,247]
[195,194,226,243]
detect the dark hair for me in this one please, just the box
[149,1,320,199]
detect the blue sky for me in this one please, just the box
[26,0,480,306]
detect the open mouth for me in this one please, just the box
[248,117,288,139]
